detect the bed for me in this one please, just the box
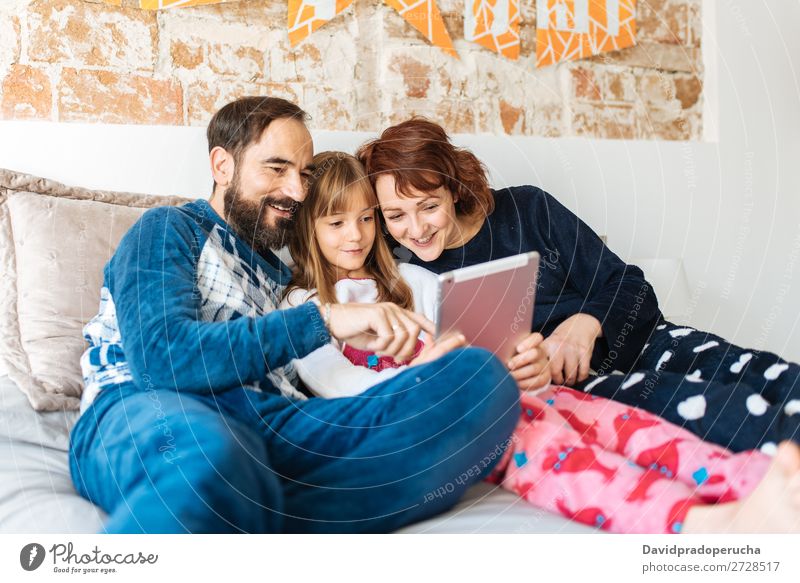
[0,165,594,534]
[0,373,594,534]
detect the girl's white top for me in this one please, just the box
[279,263,438,398]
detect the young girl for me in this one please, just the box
[281,151,800,534]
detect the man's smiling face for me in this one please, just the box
[223,117,314,255]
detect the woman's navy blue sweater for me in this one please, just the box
[408,185,663,372]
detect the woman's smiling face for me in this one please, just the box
[375,174,460,262]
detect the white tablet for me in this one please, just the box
[434,251,540,362]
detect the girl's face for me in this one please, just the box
[314,190,376,279]
[375,174,458,262]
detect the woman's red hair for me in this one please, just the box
[357,117,494,219]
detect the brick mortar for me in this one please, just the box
[0,1,705,141]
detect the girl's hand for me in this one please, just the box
[410,332,467,367]
[507,333,552,391]
[541,314,602,386]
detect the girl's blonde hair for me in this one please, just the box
[285,151,414,309]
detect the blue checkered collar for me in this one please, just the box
[183,199,293,287]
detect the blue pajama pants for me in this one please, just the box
[68,347,520,533]
[580,320,800,453]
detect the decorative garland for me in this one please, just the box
[95,1,636,67]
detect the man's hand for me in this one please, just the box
[326,302,435,363]
[541,313,602,386]
[410,332,467,367]
[507,333,552,391]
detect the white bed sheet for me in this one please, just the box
[0,375,105,533]
[0,376,592,534]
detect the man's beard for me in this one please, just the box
[223,183,300,257]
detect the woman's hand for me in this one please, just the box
[410,332,467,367]
[541,314,602,386]
[507,333,552,391]
[326,302,435,362]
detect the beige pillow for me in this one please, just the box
[0,169,189,411]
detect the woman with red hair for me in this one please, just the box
[358,118,800,455]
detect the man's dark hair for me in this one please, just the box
[207,96,309,184]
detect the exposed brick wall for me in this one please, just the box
[0,0,704,139]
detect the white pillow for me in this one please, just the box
[0,168,188,411]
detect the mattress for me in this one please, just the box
[0,375,592,534]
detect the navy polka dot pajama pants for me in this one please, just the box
[577,321,800,453]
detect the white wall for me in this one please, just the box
[690,0,800,360]
[0,0,797,361]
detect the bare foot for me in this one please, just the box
[683,441,800,533]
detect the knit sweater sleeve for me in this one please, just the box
[108,206,330,393]
[529,187,662,370]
